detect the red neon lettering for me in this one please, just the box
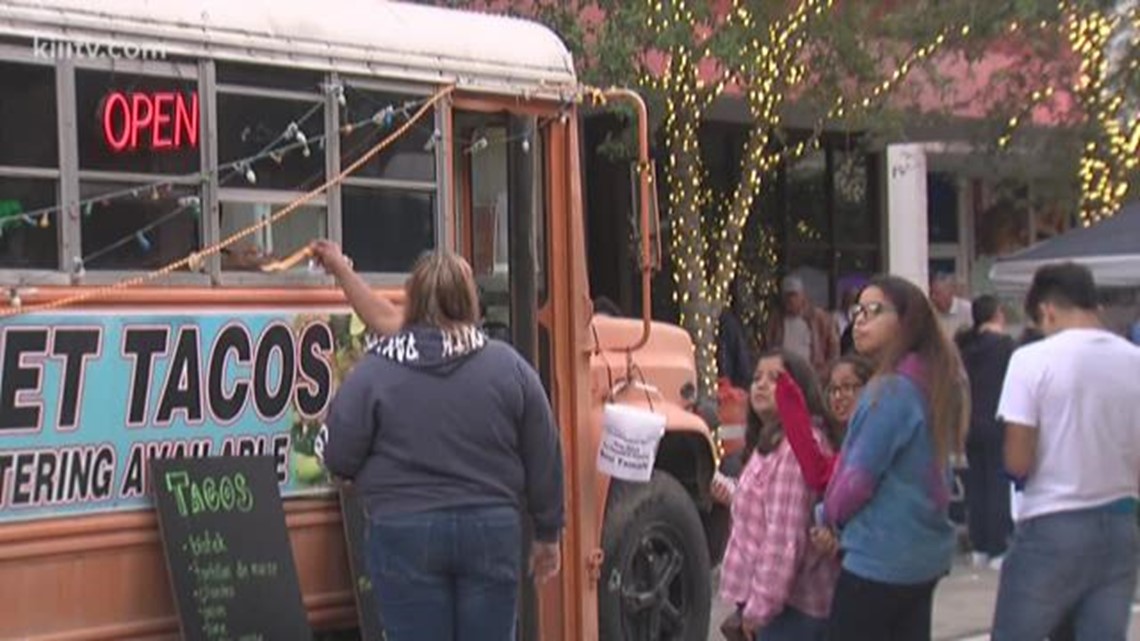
[151,92,174,150]
[130,94,154,150]
[101,90,199,153]
[102,92,131,152]
[174,92,199,149]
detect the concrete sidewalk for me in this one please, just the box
[708,554,1140,640]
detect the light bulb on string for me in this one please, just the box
[423,128,441,152]
[135,231,152,253]
[73,257,85,278]
[39,213,49,228]
[243,164,258,185]
[372,106,395,129]
[467,137,489,154]
[83,202,94,218]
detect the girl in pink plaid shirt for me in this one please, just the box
[717,350,841,641]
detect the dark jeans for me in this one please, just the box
[966,440,1013,556]
[365,505,522,641]
[992,505,1139,641]
[828,568,939,641]
[762,606,827,641]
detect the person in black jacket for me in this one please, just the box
[955,295,1016,568]
[319,250,564,641]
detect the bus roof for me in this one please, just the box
[0,0,578,97]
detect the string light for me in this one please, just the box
[0,91,427,238]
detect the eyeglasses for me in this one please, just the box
[849,301,896,323]
[827,383,863,398]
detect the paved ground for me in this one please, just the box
[708,554,1140,640]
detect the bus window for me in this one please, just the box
[80,181,201,271]
[0,177,57,270]
[0,61,58,270]
[216,74,327,271]
[75,67,202,271]
[339,85,438,273]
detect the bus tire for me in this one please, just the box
[598,471,712,641]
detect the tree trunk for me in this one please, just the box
[664,90,721,397]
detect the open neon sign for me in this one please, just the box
[102,91,199,152]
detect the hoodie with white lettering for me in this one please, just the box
[319,324,564,542]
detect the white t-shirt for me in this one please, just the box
[938,297,972,338]
[997,328,1140,521]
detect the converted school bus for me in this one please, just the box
[0,1,724,640]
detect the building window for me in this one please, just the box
[780,142,879,311]
[0,61,57,168]
[0,177,58,270]
[80,182,200,271]
[76,70,200,175]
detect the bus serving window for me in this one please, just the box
[219,199,326,271]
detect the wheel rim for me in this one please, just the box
[619,524,690,640]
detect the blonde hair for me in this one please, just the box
[403,250,480,328]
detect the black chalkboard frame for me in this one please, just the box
[151,455,313,641]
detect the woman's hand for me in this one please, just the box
[810,526,839,557]
[309,239,354,276]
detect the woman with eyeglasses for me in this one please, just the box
[815,275,965,641]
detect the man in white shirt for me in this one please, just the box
[991,262,1140,641]
[931,273,973,338]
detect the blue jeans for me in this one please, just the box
[992,504,1139,641]
[365,505,522,641]
[762,606,827,641]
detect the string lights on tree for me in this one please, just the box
[641,0,967,394]
[1000,1,1139,226]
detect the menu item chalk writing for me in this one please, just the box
[152,456,311,641]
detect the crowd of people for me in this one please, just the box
[714,263,1140,641]
[306,234,1139,641]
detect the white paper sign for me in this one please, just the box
[597,403,667,483]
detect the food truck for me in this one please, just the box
[0,1,721,639]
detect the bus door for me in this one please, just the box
[452,109,549,640]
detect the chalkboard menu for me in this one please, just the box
[339,484,385,640]
[151,456,312,641]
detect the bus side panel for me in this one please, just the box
[0,499,354,640]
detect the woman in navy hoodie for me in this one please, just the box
[319,249,564,641]
[817,275,965,641]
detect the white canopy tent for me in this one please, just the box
[989,200,1140,293]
